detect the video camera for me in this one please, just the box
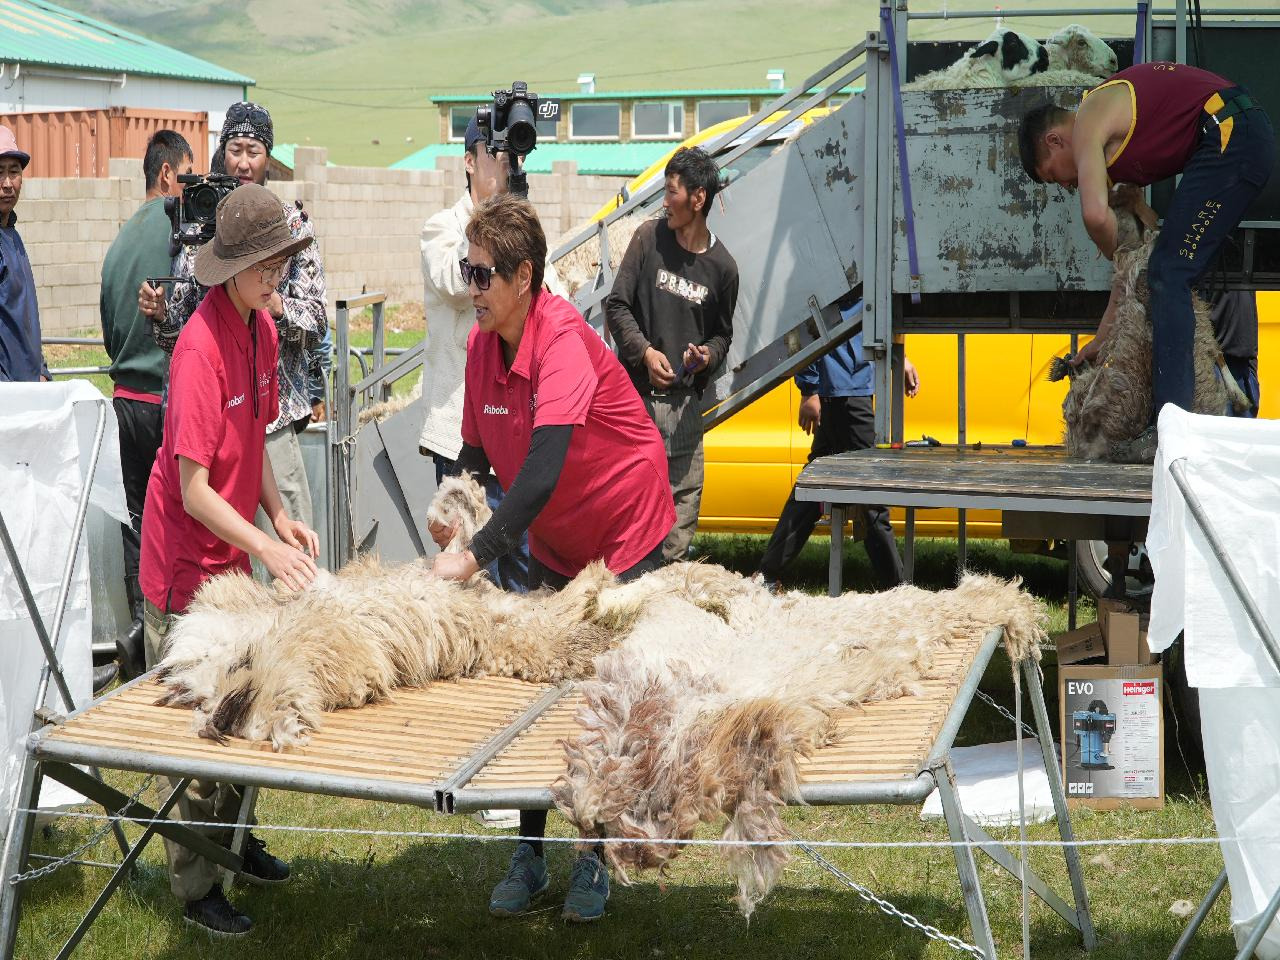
[163,172,240,258]
[474,81,558,199]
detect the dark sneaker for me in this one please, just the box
[562,852,610,923]
[116,619,146,681]
[183,883,251,936]
[489,842,549,916]
[238,833,290,885]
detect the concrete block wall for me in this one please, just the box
[22,148,627,336]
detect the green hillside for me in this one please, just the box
[67,0,1219,166]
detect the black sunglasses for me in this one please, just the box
[226,101,271,126]
[459,257,497,291]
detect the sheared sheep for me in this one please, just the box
[552,212,649,300]
[425,471,492,553]
[905,24,1115,91]
[1045,23,1119,76]
[1062,203,1251,461]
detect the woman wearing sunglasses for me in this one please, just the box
[428,194,675,923]
[138,184,320,937]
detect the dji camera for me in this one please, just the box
[163,172,240,257]
[475,81,559,198]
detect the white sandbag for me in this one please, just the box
[920,739,1056,826]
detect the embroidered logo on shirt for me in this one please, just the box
[530,393,538,413]
[483,404,509,415]
[656,269,709,306]
[227,394,245,409]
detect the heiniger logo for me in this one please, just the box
[483,404,509,415]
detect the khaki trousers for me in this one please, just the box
[144,600,255,902]
[643,391,704,563]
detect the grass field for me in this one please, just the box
[75,0,1279,167]
[12,524,1225,959]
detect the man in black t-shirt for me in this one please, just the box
[606,147,738,563]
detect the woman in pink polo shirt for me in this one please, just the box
[138,183,320,937]
[428,194,675,924]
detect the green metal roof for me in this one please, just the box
[0,0,252,85]
[431,87,855,104]
[390,140,681,178]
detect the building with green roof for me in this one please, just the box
[0,0,251,160]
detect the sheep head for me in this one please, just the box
[1045,24,1117,78]
[425,471,492,552]
[968,28,1050,81]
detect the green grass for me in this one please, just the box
[15,531,1218,959]
[76,0,1277,167]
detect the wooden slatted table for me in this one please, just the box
[793,445,1153,596]
[447,629,991,812]
[7,625,1096,960]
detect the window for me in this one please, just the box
[569,102,621,140]
[696,99,751,132]
[632,101,683,139]
[449,107,474,142]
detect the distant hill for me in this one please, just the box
[61,0,1191,166]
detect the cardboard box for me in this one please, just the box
[1098,599,1157,665]
[1054,621,1106,665]
[1060,664,1164,810]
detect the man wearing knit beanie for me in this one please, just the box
[138,101,329,548]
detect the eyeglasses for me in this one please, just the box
[226,102,272,127]
[253,258,290,285]
[459,257,497,291]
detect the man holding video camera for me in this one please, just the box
[138,101,328,539]
[417,86,565,593]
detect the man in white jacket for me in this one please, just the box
[417,116,565,592]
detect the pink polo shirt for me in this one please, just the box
[139,285,279,613]
[461,292,674,577]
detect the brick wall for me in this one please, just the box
[22,148,627,336]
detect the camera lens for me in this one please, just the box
[187,183,221,224]
[505,101,537,155]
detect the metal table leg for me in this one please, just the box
[934,759,998,960]
[1169,868,1228,960]
[54,779,191,960]
[904,506,916,583]
[0,756,44,960]
[1025,659,1095,949]
[829,504,845,597]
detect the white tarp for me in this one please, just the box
[1148,404,1280,959]
[0,382,127,832]
[919,739,1056,826]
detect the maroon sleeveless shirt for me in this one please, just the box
[1084,62,1231,185]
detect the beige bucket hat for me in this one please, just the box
[193,183,312,287]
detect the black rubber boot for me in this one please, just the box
[116,575,147,680]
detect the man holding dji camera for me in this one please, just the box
[418,82,565,594]
[138,101,328,541]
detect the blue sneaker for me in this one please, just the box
[489,842,549,916]
[561,852,610,923]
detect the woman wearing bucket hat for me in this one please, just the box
[138,183,320,936]
[138,101,329,571]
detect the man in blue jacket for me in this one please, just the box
[757,323,917,591]
[0,125,48,383]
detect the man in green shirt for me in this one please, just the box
[99,130,193,678]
